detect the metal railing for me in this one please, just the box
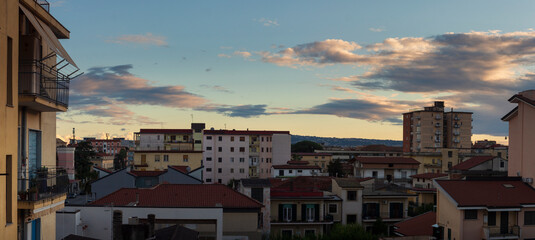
[363,211,404,220]
[19,60,70,107]
[35,0,50,12]
[483,225,520,238]
[18,167,69,201]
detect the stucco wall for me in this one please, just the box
[437,190,462,240]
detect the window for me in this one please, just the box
[329,204,337,214]
[6,155,12,223]
[240,158,245,162]
[206,157,212,161]
[240,147,245,152]
[218,179,222,183]
[305,205,316,222]
[240,136,245,141]
[239,168,245,173]
[157,135,160,140]
[170,135,175,141]
[7,37,13,106]
[230,157,234,162]
[447,228,451,240]
[500,161,505,168]
[448,151,453,158]
[231,136,234,141]
[283,205,293,222]
[372,171,378,177]
[464,210,477,219]
[298,170,302,173]
[218,157,222,162]
[230,169,234,173]
[218,168,222,173]
[525,211,535,225]
[218,136,222,141]
[154,155,160,162]
[251,188,264,202]
[206,146,212,151]
[389,202,403,218]
[488,212,496,226]
[163,155,169,162]
[230,147,234,152]
[279,170,284,176]
[346,214,357,224]
[448,162,452,169]
[206,178,212,183]
[183,155,189,162]
[498,152,502,158]
[347,191,357,201]
[206,168,212,172]
[218,147,222,152]
[261,147,264,152]
[261,137,264,141]
[195,140,201,144]
[207,136,212,140]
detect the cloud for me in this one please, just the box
[233,51,252,58]
[369,27,385,32]
[198,104,268,118]
[200,85,234,93]
[218,54,232,58]
[255,18,279,27]
[108,33,169,47]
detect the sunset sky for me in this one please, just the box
[54,0,535,143]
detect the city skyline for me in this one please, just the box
[54,0,535,143]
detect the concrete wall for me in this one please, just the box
[133,151,202,171]
[437,189,462,240]
[272,134,291,166]
[203,134,250,184]
[508,96,535,185]
[331,180,363,224]
[272,168,322,178]
[56,211,82,240]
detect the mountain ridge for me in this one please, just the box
[291,135,402,147]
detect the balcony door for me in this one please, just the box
[500,212,508,234]
[28,130,42,179]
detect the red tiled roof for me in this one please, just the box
[88,139,121,142]
[139,129,193,134]
[93,166,112,174]
[128,170,166,177]
[452,156,494,170]
[203,130,290,135]
[90,183,263,209]
[271,176,333,197]
[272,165,321,170]
[394,211,436,236]
[410,173,448,179]
[509,94,535,106]
[168,165,189,174]
[357,145,403,152]
[436,179,535,207]
[293,152,332,156]
[355,157,420,165]
[286,160,309,165]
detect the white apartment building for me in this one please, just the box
[203,129,291,184]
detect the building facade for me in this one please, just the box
[403,101,472,153]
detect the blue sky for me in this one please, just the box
[54,0,535,142]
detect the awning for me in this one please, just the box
[19,4,78,68]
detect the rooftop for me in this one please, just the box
[394,211,436,237]
[451,156,495,171]
[271,176,333,197]
[90,183,263,209]
[293,152,332,156]
[435,179,535,208]
[410,173,448,179]
[354,157,420,165]
[272,164,321,170]
[333,178,364,188]
[168,165,190,174]
[139,129,193,134]
[203,129,290,135]
[240,179,271,188]
[128,170,166,177]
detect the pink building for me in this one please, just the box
[57,147,76,180]
[502,90,535,185]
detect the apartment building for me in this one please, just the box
[293,153,332,172]
[0,0,78,239]
[502,90,535,185]
[409,173,447,206]
[272,161,323,178]
[203,129,291,184]
[352,157,420,188]
[87,139,122,155]
[472,140,508,159]
[403,101,472,153]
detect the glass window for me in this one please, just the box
[230,147,234,152]
[347,214,357,224]
[525,211,535,225]
[218,168,222,173]
[465,210,477,219]
[218,157,222,162]
[206,146,212,151]
[218,147,222,152]
[206,168,212,172]
[207,136,212,140]
[218,136,222,141]
[239,168,245,173]
[240,136,245,141]
[240,147,245,152]
[163,155,169,162]
[231,136,234,141]
[347,191,357,201]
[488,212,496,226]
[183,155,189,162]
[251,188,263,202]
[283,205,293,222]
[154,155,160,162]
[207,157,212,161]
[206,178,212,183]
[240,158,245,162]
[329,204,337,213]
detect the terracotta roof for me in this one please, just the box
[168,165,189,174]
[93,166,112,174]
[333,178,364,188]
[293,152,332,156]
[435,179,535,207]
[355,157,420,165]
[128,170,166,177]
[203,130,290,135]
[357,145,403,152]
[240,179,271,188]
[90,183,263,209]
[410,173,448,179]
[88,139,121,142]
[451,156,495,171]
[286,160,310,165]
[271,176,333,197]
[139,129,193,134]
[272,164,321,170]
[394,211,436,237]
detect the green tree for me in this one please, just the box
[371,217,388,237]
[327,159,344,177]
[291,141,323,153]
[113,148,128,170]
[323,223,377,240]
[75,141,96,181]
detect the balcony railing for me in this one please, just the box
[35,0,50,12]
[363,211,404,221]
[483,225,520,239]
[19,60,70,107]
[18,167,69,201]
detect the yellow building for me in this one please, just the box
[293,153,332,173]
[406,148,461,174]
[90,153,114,170]
[133,150,203,171]
[0,0,78,239]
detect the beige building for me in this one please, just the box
[1,0,78,239]
[403,101,472,153]
[90,153,114,170]
[331,178,364,225]
[294,153,332,172]
[133,150,203,171]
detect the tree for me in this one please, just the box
[371,217,388,237]
[113,148,127,170]
[291,141,323,153]
[75,141,97,194]
[323,223,377,240]
[327,159,344,177]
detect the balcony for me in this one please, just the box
[435,123,441,127]
[483,226,520,239]
[18,167,69,212]
[435,131,441,135]
[362,211,405,222]
[19,60,70,112]
[435,115,442,120]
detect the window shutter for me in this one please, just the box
[278,204,283,221]
[292,204,297,221]
[315,204,320,221]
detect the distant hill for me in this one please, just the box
[291,135,402,147]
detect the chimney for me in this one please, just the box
[148,214,155,237]
[113,210,123,240]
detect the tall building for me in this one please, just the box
[403,101,472,153]
[203,129,291,184]
[502,90,535,184]
[1,0,78,239]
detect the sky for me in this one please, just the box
[52,0,535,143]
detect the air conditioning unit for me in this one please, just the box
[525,178,533,184]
